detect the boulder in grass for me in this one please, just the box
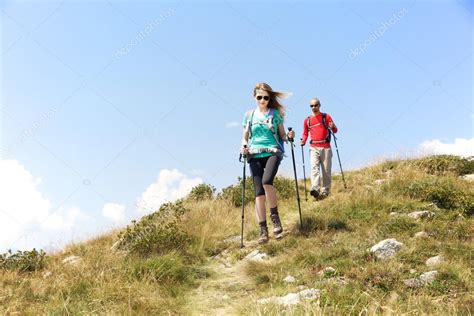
[318,267,337,277]
[404,271,438,288]
[407,211,434,220]
[244,250,268,262]
[370,239,403,260]
[460,174,474,182]
[283,275,296,283]
[426,255,444,268]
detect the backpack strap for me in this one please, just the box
[246,110,255,139]
[308,113,331,144]
[322,113,331,143]
[268,108,285,153]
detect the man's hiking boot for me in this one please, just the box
[320,191,329,199]
[270,213,283,236]
[258,225,269,244]
[310,189,320,200]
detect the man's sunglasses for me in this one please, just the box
[256,95,270,101]
[310,104,320,108]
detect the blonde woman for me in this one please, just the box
[241,83,294,243]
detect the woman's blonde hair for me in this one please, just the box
[253,82,291,118]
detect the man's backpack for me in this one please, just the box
[307,113,331,144]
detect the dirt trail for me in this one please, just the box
[185,243,259,315]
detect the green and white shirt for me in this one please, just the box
[242,109,283,159]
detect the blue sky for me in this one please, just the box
[0,0,472,252]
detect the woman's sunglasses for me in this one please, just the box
[256,95,270,101]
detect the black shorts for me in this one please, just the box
[249,155,281,197]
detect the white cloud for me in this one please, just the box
[0,160,89,252]
[137,169,202,214]
[225,121,240,128]
[102,203,126,224]
[418,138,474,157]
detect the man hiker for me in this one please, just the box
[300,97,338,200]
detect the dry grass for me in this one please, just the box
[1,155,472,314]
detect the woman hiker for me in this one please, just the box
[241,82,294,244]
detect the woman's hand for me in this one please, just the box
[287,130,295,140]
[241,146,249,155]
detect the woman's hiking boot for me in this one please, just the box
[258,225,269,244]
[270,213,283,236]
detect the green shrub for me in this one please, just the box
[273,176,295,200]
[217,176,254,207]
[404,178,471,212]
[117,201,191,256]
[0,248,47,272]
[410,155,474,176]
[187,183,216,201]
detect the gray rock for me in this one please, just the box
[389,212,399,217]
[414,231,429,238]
[426,255,444,268]
[318,267,337,277]
[407,211,434,220]
[257,288,320,306]
[244,250,268,262]
[460,174,474,182]
[370,239,404,260]
[283,275,296,283]
[404,271,438,288]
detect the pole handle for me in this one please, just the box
[239,145,247,162]
[288,127,294,142]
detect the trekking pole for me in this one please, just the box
[239,145,247,248]
[300,138,307,201]
[288,128,303,230]
[329,130,347,189]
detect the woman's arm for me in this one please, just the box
[242,127,249,147]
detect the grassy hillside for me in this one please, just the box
[1,155,472,315]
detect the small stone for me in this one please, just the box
[407,211,434,220]
[409,269,416,274]
[244,250,268,262]
[460,174,474,182]
[414,231,429,238]
[222,294,230,300]
[404,271,438,288]
[297,285,306,290]
[318,267,337,277]
[283,275,296,283]
[374,179,386,186]
[370,239,404,260]
[389,212,398,216]
[426,255,443,268]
